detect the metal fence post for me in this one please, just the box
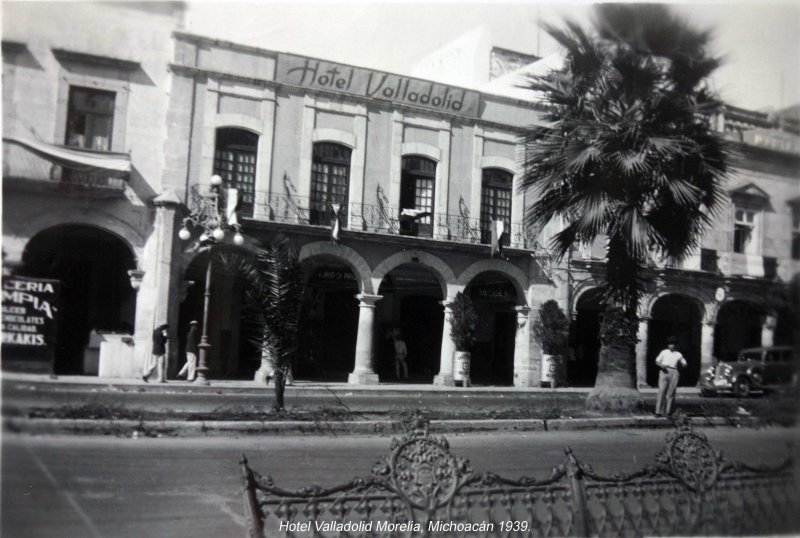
[565,447,590,537]
[240,454,263,538]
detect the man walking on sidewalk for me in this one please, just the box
[654,336,687,416]
[177,321,199,381]
[143,324,169,383]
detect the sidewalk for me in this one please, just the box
[1,371,698,395]
[3,371,772,437]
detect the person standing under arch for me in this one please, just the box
[393,331,409,381]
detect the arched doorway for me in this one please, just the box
[715,300,763,363]
[647,295,702,386]
[377,263,444,382]
[296,258,359,381]
[20,225,136,374]
[465,272,518,386]
[179,249,260,379]
[569,289,603,387]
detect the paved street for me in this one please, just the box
[3,428,798,538]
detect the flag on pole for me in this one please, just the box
[491,219,508,258]
[330,203,341,244]
[226,188,239,226]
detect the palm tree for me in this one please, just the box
[521,4,729,410]
[219,233,305,411]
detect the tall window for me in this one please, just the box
[310,142,351,226]
[792,206,800,260]
[65,87,115,151]
[480,168,513,245]
[400,156,436,237]
[733,207,756,254]
[214,128,258,218]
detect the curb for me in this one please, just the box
[3,415,767,437]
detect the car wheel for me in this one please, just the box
[733,377,751,398]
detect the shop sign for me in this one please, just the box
[276,53,481,117]
[472,283,515,301]
[2,276,60,366]
[313,268,357,283]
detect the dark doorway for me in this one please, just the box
[399,296,444,380]
[180,250,261,380]
[715,301,763,363]
[569,289,603,387]
[377,263,444,383]
[296,262,359,382]
[466,272,518,386]
[20,225,136,375]
[647,295,702,386]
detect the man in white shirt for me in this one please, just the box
[654,336,687,416]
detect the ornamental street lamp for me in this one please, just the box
[178,174,244,384]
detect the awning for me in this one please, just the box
[3,136,131,177]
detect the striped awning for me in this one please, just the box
[3,136,131,177]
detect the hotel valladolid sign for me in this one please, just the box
[276,53,481,118]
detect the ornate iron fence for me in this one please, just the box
[241,417,797,537]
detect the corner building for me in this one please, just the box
[163,33,559,386]
[2,2,186,376]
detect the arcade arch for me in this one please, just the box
[464,271,523,386]
[20,224,137,374]
[569,288,603,387]
[646,294,703,386]
[376,262,445,383]
[714,300,764,363]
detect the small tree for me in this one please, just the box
[533,300,569,355]
[220,232,305,411]
[450,292,478,351]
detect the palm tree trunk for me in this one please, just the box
[586,238,645,412]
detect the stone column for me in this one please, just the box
[434,300,455,386]
[348,293,382,385]
[146,191,182,376]
[513,306,532,387]
[635,318,650,388]
[700,321,716,379]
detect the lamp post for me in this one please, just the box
[178,174,244,384]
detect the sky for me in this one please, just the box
[183,1,800,112]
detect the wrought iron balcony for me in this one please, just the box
[254,191,531,249]
[3,137,129,194]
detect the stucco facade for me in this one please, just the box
[2,2,185,376]
[3,5,797,388]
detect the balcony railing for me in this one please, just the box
[3,138,128,193]
[255,191,531,249]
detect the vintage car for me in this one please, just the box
[701,346,798,397]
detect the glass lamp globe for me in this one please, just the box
[178,227,191,240]
[233,232,244,245]
[210,174,223,186]
[212,227,225,241]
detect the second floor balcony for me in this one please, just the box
[252,191,533,250]
[2,137,130,197]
